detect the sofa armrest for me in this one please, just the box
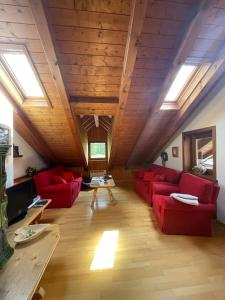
[152,182,179,196]
[39,183,72,193]
[163,197,216,213]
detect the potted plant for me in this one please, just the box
[25,166,37,177]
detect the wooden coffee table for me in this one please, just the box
[90,176,116,207]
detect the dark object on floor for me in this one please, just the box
[82,177,92,191]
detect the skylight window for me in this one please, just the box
[164,64,196,102]
[1,52,44,98]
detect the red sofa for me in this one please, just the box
[133,164,182,204]
[152,173,220,236]
[34,166,82,208]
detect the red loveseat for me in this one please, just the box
[34,166,82,208]
[152,173,220,236]
[133,164,182,204]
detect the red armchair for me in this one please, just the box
[34,166,83,208]
[133,164,182,203]
[152,173,220,236]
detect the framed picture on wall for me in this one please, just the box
[0,124,10,145]
[172,146,179,158]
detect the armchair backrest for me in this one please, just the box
[179,173,218,204]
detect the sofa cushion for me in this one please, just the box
[52,175,66,185]
[63,171,75,182]
[179,173,213,204]
[143,171,155,181]
[154,174,165,182]
[166,171,180,184]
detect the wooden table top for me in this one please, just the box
[0,224,59,300]
[90,176,115,188]
[0,199,59,300]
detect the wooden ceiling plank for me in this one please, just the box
[29,0,88,167]
[128,0,211,166]
[109,0,148,168]
[147,52,225,163]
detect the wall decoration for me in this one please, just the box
[0,124,10,145]
[160,151,168,167]
[172,146,179,158]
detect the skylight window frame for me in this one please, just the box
[0,44,50,106]
[160,63,200,111]
[164,64,197,104]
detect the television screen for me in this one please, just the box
[6,178,37,225]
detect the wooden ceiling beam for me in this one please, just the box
[29,0,88,168]
[70,96,119,104]
[0,83,58,165]
[128,0,212,166]
[147,53,225,164]
[94,115,99,128]
[100,119,111,131]
[99,122,110,133]
[109,0,148,168]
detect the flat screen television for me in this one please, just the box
[6,178,37,226]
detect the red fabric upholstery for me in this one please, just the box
[152,173,220,236]
[34,166,83,208]
[179,173,213,204]
[52,175,67,184]
[143,171,155,181]
[133,164,182,204]
[62,171,75,182]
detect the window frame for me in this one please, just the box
[0,44,50,107]
[182,126,216,181]
[89,141,107,161]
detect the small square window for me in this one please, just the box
[90,142,106,159]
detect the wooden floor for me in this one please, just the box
[40,182,225,300]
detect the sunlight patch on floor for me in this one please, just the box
[90,230,119,270]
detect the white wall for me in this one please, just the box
[0,91,13,187]
[154,82,225,223]
[13,130,48,179]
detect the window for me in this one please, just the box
[161,64,197,110]
[89,142,106,159]
[0,44,49,106]
[182,126,216,180]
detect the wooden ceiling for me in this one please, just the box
[1,0,225,168]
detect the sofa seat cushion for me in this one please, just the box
[52,175,67,185]
[179,173,214,204]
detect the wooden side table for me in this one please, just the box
[0,199,59,300]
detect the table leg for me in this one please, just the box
[91,188,98,208]
[107,187,116,205]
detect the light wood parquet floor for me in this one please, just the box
[40,182,225,300]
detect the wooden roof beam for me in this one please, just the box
[29,0,88,168]
[128,0,211,166]
[94,115,99,128]
[109,0,148,168]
